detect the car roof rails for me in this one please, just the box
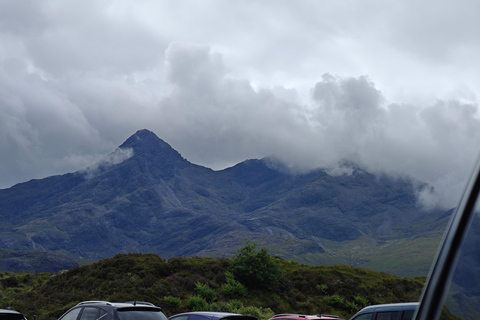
[317,316,339,319]
[123,301,154,306]
[77,301,113,306]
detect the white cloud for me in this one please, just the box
[81,147,134,179]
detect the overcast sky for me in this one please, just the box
[1,0,480,208]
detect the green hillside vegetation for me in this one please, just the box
[0,244,425,320]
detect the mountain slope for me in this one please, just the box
[0,129,450,275]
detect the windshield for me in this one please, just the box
[116,308,167,320]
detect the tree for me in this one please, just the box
[230,242,281,290]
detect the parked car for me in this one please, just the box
[269,313,344,320]
[168,312,256,320]
[349,302,418,320]
[57,301,167,320]
[0,309,27,320]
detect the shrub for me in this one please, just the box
[316,284,328,295]
[221,272,248,297]
[164,295,182,308]
[354,295,370,308]
[236,306,275,320]
[229,299,244,310]
[346,301,360,313]
[323,294,343,306]
[209,300,243,313]
[195,282,217,302]
[1,276,19,288]
[187,295,209,311]
[230,242,281,290]
[210,301,233,312]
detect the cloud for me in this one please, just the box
[1,1,480,210]
[81,147,134,179]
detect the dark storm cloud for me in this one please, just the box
[0,0,479,210]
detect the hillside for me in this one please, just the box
[0,250,78,273]
[0,252,425,320]
[0,129,451,276]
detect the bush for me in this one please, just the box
[345,301,359,313]
[209,300,243,313]
[195,282,217,302]
[354,295,369,308]
[187,295,209,311]
[164,295,182,308]
[230,242,281,290]
[323,294,343,306]
[210,301,233,312]
[221,272,248,297]
[1,276,19,288]
[235,306,274,320]
[316,284,328,295]
[228,299,244,310]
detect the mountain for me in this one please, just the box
[0,250,78,273]
[0,129,451,275]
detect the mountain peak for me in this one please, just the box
[118,129,182,159]
[120,129,170,150]
[114,129,190,178]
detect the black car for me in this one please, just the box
[57,301,167,320]
[168,312,256,320]
[0,309,27,320]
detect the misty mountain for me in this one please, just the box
[0,129,450,275]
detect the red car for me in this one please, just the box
[269,314,344,320]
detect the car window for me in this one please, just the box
[187,315,209,320]
[375,311,400,320]
[415,157,480,320]
[60,308,82,320]
[0,314,25,320]
[169,316,189,320]
[440,208,480,319]
[351,313,372,320]
[401,310,414,320]
[117,309,167,320]
[80,308,100,320]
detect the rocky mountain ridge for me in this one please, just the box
[0,129,451,275]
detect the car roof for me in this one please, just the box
[354,302,419,314]
[270,314,342,320]
[72,301,161,310]
[169,312,256,320]
[0,310,23,314]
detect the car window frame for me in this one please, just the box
[415,155,480,320]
